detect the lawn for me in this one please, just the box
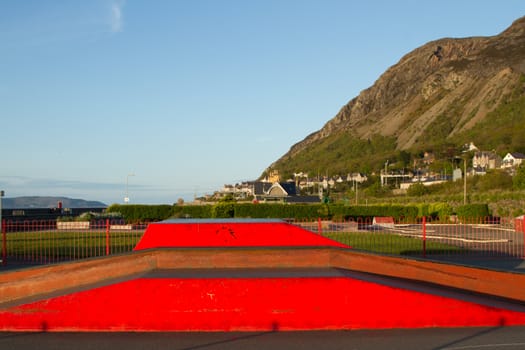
[323,232,464,256]
[2,228,463,264]
[2,230,143,263]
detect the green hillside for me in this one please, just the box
[272,78,525,181]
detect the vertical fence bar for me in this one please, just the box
[422,216,426,258]
[106,219,110,256]
[1,219,6,266]
[317,217,322,234]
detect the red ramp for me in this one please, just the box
[134,219,348,250]
[2,269,525,332]
[2,219,525,332]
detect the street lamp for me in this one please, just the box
[384,160,389,186]
[125,173,135,204]
[463,157,467,205]
[354,179,358,205]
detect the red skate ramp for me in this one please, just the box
[134,219,348,250]
[1,268,525,332]
[1,219,525,332]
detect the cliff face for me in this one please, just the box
[271,17,525,169]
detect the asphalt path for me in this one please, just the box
[2,327,525,350]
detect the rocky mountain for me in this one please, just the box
[267,16,525,178]
[2,196,107,209]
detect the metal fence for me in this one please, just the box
[296,216,525,260]
[1,219,145,266]
[1,217,524,268]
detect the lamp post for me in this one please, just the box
[384,160,389,186]
[125,173,135,204]
[354,179,358,205]
[463,157,467,205]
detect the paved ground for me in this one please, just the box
[1,327,525,350]
[2,244,524,348]
[3,255,525,274]
[427,256,525,273]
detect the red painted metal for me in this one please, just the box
[133,220,349,250]
[1,219,5,266]
[422,216,426,258]
[1,276,524,332]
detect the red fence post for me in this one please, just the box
[317,217,322,235]
[422,216,426,258]
[2,219,6,266]
[106,219,110,256]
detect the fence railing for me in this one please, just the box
[295,216,525,260]
[1,217,524,268]
[1,219,145,266]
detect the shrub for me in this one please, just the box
[455,203,490,220]
[212,203,235,218]
[407,183,431,196]
[106,204,173,223]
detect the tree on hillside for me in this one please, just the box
[475,170,512,191]
[407,182,430,196]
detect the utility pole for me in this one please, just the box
[463,157,467,205]
[384,160,389,186]
[354,179,358,205]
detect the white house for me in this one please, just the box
[472,151,502,170]
[502,152,525,168]
[346,173,368,183]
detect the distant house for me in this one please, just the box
[263,169,281,183]
[221,184,236,194]
[463,142,479,152]
[422,152,435,165]
[347,173,368,183]
[267,182,297,198]
[257,181,320,203]
[472,151,502,170]
[502,152,525,168]
[249,181,273,200]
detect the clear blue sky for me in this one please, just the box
[1,0,524,205]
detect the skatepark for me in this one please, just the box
[1,219,525,349]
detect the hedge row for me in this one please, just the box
[455,203,490,219]
[107,202,489,223]
[106,204,173,223]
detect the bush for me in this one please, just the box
[172,204,212,218]
[212,203,235,218]
[428,202,453,220]
[406,183,430,196]
[455,203,490,220]
[107,202,429,222]
[106,204,173,223]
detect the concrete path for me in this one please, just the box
[2,327,525,350]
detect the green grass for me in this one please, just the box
[3,229,462,263]
[323,232,464,256]
[4,230,143,261]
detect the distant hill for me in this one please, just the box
[2,196,107,209]
[266,16,525,179]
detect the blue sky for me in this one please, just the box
[1,1,524,205]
